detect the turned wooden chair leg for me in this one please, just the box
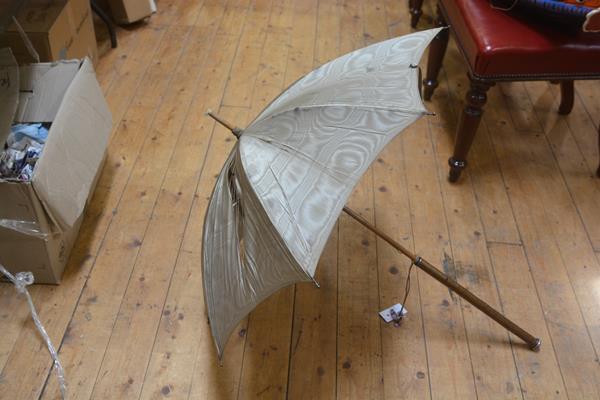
[410,0,425,28]
[558,80,574,115]
[423,7,449,101]
[597,124,600,178]
[449,76,494,182]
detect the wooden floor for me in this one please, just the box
[1,0,600,398]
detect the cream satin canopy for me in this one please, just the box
[203,28,443,356]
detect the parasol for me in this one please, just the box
[203,28,540,357]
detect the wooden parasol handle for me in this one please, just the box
[342,206,541,351]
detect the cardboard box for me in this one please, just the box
[107,0,155,24]
[0,0,98,64]
[0,48,111,283]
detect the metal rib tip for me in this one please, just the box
[310,275,321,288]
[232,128,243,139]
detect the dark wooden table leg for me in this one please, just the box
[558,80,574,115]
[91,0,118,49]
[410,0,424,28]
[423,6,449,101]
[448,76,494,182]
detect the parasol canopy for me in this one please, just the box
[202,27,540,357]
[203,28,440,356]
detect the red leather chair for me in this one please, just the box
[423,0,600,181]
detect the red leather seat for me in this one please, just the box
[424,0,600,181]
[442,0,600,77]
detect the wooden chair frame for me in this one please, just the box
[423,3,600,181]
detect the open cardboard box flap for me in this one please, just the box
[0,49,19,146]
[16,61,80,122]
[1,49,112,230]
[31,59,111,230]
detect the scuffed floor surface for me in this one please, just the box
[1,0,600,398]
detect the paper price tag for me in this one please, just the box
[379,303,408,323]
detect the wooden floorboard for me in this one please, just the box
[376,4,430,399]
[1,1,599,399]
[429,74,522,399]
[286,1,338,399]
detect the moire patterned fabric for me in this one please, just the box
[202,28,442,356]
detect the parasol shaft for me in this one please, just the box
[206,111,243,138]
[342,206,541,351]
